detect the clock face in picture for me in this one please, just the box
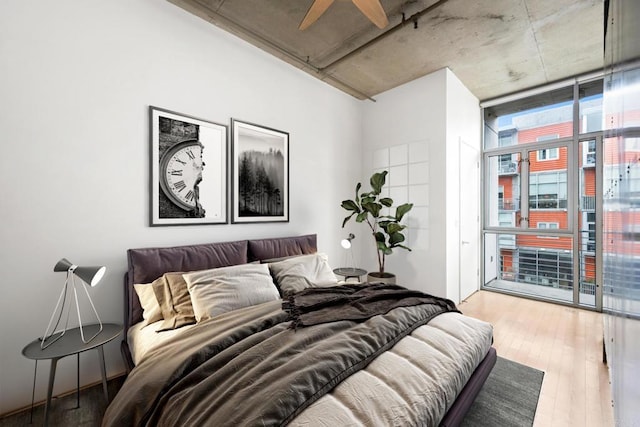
[159,140,204,211]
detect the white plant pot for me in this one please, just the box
[367,272,396,284]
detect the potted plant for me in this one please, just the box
[341,170,413,283]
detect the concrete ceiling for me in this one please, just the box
[168,0,604,102]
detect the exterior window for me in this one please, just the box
[625,137,640,152]
[538,222,559,238]
[499,155,517,173]
[584,140,596,166]
[536,135,560,161]
[537,147,559,161]
[483,81,603,309]
[499,128,517,147]
[623,225,640,242]
[538,222,559,229]
[583,212,596,251]
[529,171,568,209]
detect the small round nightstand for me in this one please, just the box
[22,323,122,426]
[333,267,367,282]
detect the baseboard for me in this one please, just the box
[0,371,127,419]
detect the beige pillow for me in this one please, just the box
[152,272,196,331]
[268,253,338,296]
[184,263,280,322]
[133,281,163,327]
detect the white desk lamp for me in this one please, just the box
[341,233,356,271]
[41,259,106,349]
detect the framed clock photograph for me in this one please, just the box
[150,107,228,226]
[231,119,289,223]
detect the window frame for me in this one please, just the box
[484,137,574,234]
[537,147,560,161]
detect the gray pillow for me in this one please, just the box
[268,253,339,296]
[184,263,280,322]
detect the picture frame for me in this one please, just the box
[150,106,228,226]
[231,119,289,223]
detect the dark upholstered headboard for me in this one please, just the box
[121,234,317,371]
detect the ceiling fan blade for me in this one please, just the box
[351,0,389,29]
[299,0,335,31]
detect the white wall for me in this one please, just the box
[362,69,448,295]
[0,0,362,414]
[361,69,480,300]
[444,69,482,301]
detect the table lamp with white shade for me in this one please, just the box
[40,258,106,349]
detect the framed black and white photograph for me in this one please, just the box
[231,119,289,223]
[150,107,228,226]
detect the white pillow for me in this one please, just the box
[133,281,163,327]
[268,253,339,296]
[183,263,280,322]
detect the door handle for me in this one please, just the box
[462,240,470,244]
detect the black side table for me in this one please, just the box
[333,267,367,282]
[22,323,122,426]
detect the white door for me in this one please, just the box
[459,140,480,301]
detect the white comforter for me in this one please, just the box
[128,306,492,426]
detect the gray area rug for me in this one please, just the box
[462,356,544,427]
[1,357,543,427]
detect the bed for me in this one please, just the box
[105,234,496,426]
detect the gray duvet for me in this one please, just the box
[103,298,492,426]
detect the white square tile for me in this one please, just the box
[409,141,429,163]
[409,184,429,206]
[409,162,429,184]
[389,144,408,166]
[389,186,408,205]
[389,165,408,186]
[407,206,429,229]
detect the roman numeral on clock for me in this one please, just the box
[173,180,187,192]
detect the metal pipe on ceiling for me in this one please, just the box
[170,0,451,101]
[319,0,451,73]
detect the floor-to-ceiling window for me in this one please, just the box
[482,79,603,309]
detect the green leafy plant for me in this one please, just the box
[341,171,413,277]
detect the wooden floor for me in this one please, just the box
[459,290,614,427]
[0,376,125,427]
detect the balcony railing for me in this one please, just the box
[582,195,596,211]
[583,152,596,167]
[499,162,518,175]
[529,197,568,209]
[497,270,596,296]
[498,198,520,211]
[580,229,596,252]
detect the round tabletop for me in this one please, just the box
[22,323,122,360]
[333,267,367,277]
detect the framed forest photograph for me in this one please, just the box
[150,107,228,226]
[231,119,289,223]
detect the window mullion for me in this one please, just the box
[521,153,530,228]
